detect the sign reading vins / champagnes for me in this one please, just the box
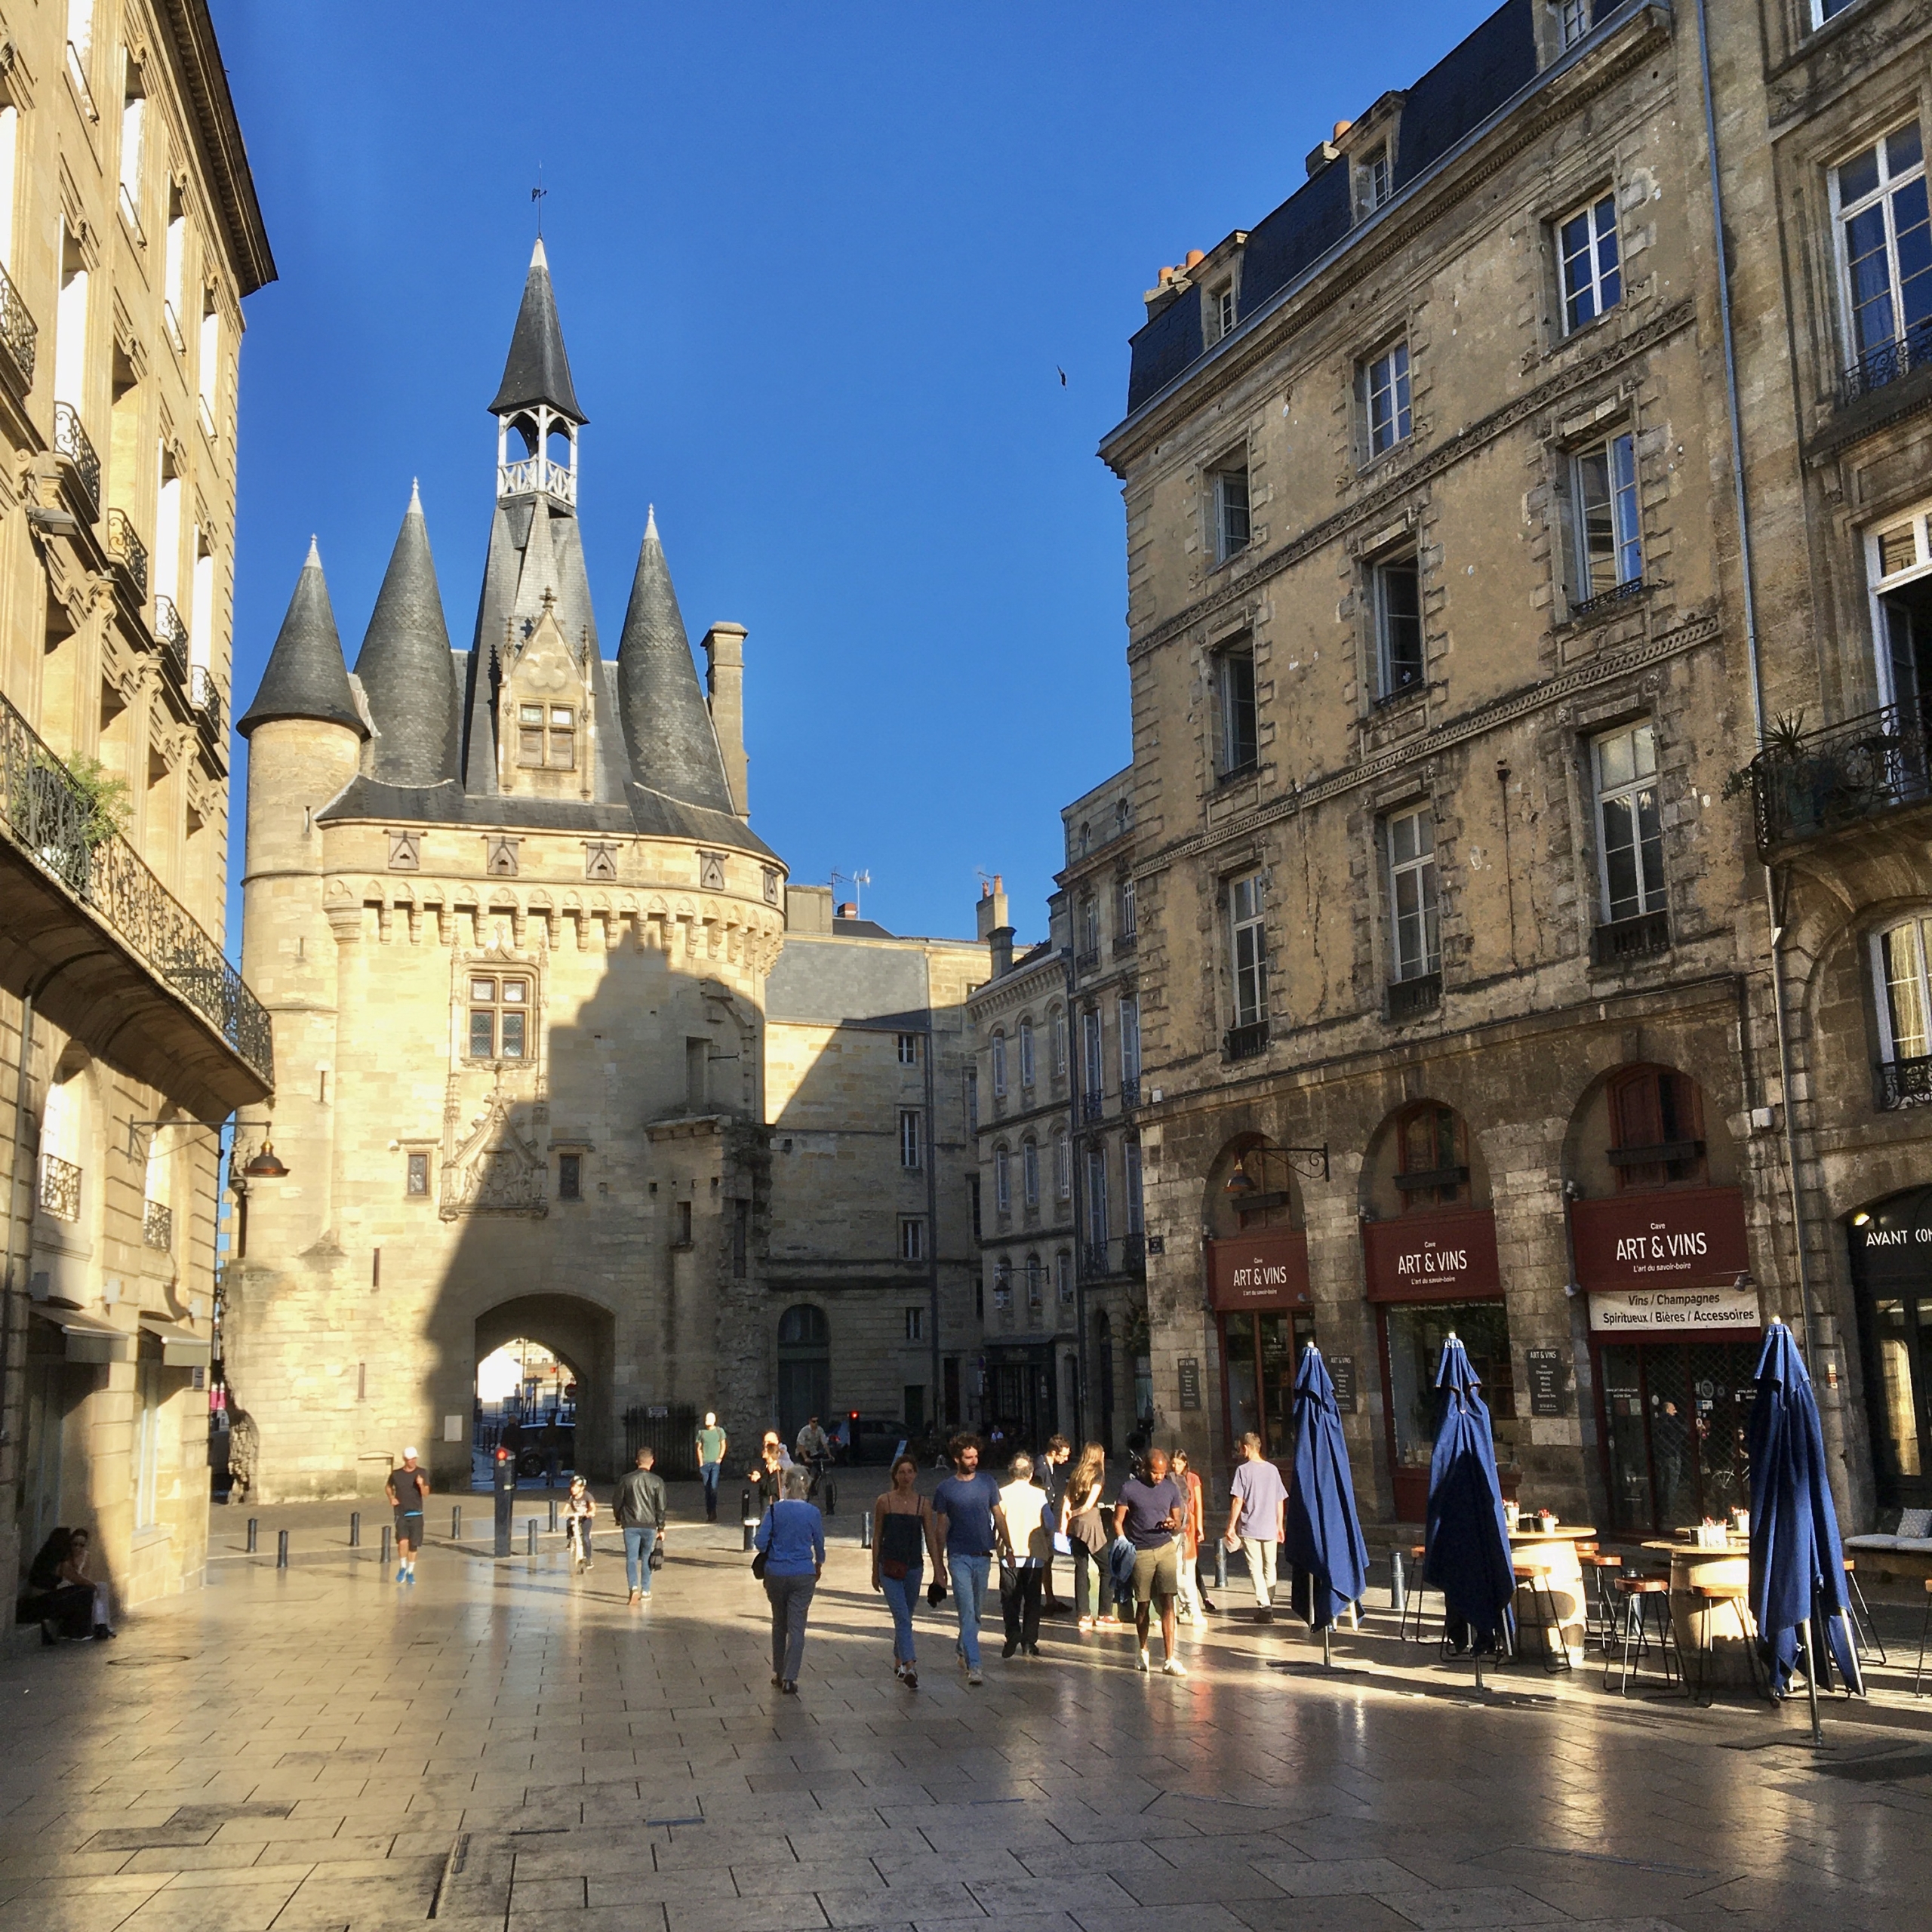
[1524,1348,1564,1417]
[1327,1353,1357,1414]
[1177,1358,1202,1411]
[1587,1284,1761,1332]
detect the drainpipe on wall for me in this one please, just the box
[0,991,35,1449]
[1692,0,1823,1379]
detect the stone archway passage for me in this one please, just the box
[474,1294,617,1482]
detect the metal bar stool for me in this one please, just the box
[1842,1558,1887,1666]
[1605,1574,1677,1694]
[1915,1579,1932,1696]
[1578,1547,1623,1652]
[1687,1580,1764,1705]
[1512,1558,1574,1673]
[1399,1543,1440,1643]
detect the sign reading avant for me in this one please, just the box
[1207,1227,1311,1310]
[1587,1284,1762,1332]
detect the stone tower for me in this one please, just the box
[228,243,787,1500]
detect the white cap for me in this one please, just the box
[403,1446,419,1459]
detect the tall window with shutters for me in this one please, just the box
[1607,1066,1707,1189]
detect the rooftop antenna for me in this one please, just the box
[831,868,872,917]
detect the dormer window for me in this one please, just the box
[1558,0,1592,47]
[1210,282,1236,343]
[517,703,575,769]
[1359,144,1391,217]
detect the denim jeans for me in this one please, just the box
[623,1524,657,1593]
[879,1564,923,1663]
[764,1572,816,1681]
[700,1463,721,1515]
[949,1553,991,1669]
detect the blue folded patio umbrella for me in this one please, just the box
[1422,1334,1517,1666]
[1748,1319,1862,1725]
[1284,1343,1370,1656]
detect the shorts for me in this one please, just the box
[395,1510,424,1544]
[1131,1540,1179,1605]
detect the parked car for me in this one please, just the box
[830,1414,906,1464]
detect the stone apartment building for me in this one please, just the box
[226,245,994,1499]
[1100,0,1875,1531]
[0,0,273,1614]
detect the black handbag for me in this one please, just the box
[648,1540,664,1571]
[751,1504,774,1580]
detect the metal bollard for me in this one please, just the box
[741,1489,755,1552]
[276,1530,289,1570]
[860,1509,872,1549]
[246,1517,258,1553]
[381,1526,393,1567]
[526,1518,538,1555]
[1214,1539,1227,1589]
[1390,1547,1407,1614]
[549,1499,558,1533]
[349,1511,361,1549]
[452,1505,462,1541]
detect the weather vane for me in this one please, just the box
[531,168,546,236]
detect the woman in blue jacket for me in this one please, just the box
[755,1467,826,1694]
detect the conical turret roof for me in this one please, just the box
[615,509,736,814]
[354,485,461,787]
[237,539,367,739]
[488,237,586,426]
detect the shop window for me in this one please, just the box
[1394,1102,1469,1208]
[1598,1338,1758,1536]
[1223,1309,1315,1460]
[1607,1066,1706,1188]
[1382,1300,1515,1484]
[467,975,531,1060]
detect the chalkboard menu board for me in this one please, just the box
[1177,1358,1202,1411]
[1328,1354,1357,1414]
[1524,1348,1564,1417]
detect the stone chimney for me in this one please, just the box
[701,622,749,817]
[977,875,1014,977]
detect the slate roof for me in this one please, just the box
[354,485,461,787]
[237,540,367,739]
[488,237,586,425]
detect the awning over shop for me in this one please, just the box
[139,1316,211,1367]
[31,1305,136,1364]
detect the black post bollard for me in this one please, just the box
[549,1499,558,1534]
[276,1529,289,1570]
[1390,1547,1407,1614]
[1214,1538,1227,1590]
[741,1488,755,1552]
[381,1525,393,1567]
[246,1517,258,1553]
[860,1508,872,1549]
[452,1505,462,1542]
[525,1518,537,1556]
[494,1447,515,1558]
[349,1511,361,1549]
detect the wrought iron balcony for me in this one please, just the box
[1080,1234,1147,1281]
[1592,907,1671,968]
[38,1152,81,1221]
[1876,1054,1932,1111]
[190,665,224,744]
[0,689,273,1088]
[153,595,189,685]
[1081,1087,1106,1123]
[1742,701,1932,854]
[500,454,577,504]
[105,509,149,599]
[1224,1018,1269,1062]
[1119,1075,1141,1111]
[1073,945,1100,974]
[1113,930,1138,958]
[52,403,100,521]
[1386,970,1441,1022]
[1840,320,1932,407]
[143,1199,173,1251]
[0,260,37,393]
[1568,577,1647,623]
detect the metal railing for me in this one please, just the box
[1073,945,1100,974]
[38,1152,81,1221]
[1568,577,1647,623]
[0,690,273,1086]
[162,300,186,358]
[190,665,224,743]
[1081,1087,1105,1123]
[1386,970,1441,1022]
[52,403,100,521]
[105,509,149,599]
[0,260,37,391]
[1592,908,1671,968]
[1876,1054,1932,1112]
[143,1199,173,1251]
[1113,930,1138,958]
[1119,1075,1141,1110]
[1841,321,1932,407]
[118,182,146,248]
[153,595,189,685]
[1224,1018,1269,1061]
[500,454,577,504]
[1081,1234,1146,1281]
[1743,700,1932,854]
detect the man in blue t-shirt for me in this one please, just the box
[931,1435,1012,1683]
[1113,1446,1187,1676]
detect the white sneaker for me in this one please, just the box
[966,1669,983,1687]
[1163,1657,1189,1678]
[1137,1648,1150,1674]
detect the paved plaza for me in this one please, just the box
[4,1493,1931,1932]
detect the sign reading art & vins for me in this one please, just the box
[1206,1227,1311,1310]
[1361,1206,1500,1303]
[1570,1187,1749,1291]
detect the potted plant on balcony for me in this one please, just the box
[22,750,130,895]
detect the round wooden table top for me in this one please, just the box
[1508,1525,1597,1543]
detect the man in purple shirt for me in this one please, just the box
[1223,1431,1288,1623]
[1113,1446,1187,1677]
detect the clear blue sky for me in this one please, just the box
[214,2,1496,946]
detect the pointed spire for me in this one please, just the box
[354,489,460,787]
[615,513,735,814]
[488,237,586,426]
[237,540,366,740]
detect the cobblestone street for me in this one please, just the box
[3,1494,1930,1932]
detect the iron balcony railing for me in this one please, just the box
[1876,1054,1932,1111]
[143,1199,173,1251]
[1081,1087,1105,1123]
[1112,930,1138,958]
[105,509,149,599]
[0,259,38,392]
[190,665,224,743]
[153,595,189,685]
[1081,1234,1146,1281]
[0,690,273,1086]
[1592,907,1672,968]
[1073,945,1100,974]
[1840,321,1932,407]
[1119,1075,1141,1111]
[1568,576,1647,623]
[1224,1018,1269,1061]
[1743,700,1932,854]
[1386,970,1441,1022]
[38,1152,81,1221]
[52,402,100,521]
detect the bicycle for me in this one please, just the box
[804,1453,838,1517]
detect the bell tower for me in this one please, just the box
[488,237,586,506]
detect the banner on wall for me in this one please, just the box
[1361,1206,1500,1303]
[1588,1284,1762,1332]
[1206,1227,1311,1311]
[1570,1186,1749,1292]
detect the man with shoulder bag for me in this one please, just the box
[612,1447,668,1607]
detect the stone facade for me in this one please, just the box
[0,1,272,1618]
[1099,0,1857,1527]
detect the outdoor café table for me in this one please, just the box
[1644,1534,1755,1687]
[1506,1524,1593,1666]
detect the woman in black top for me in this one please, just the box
[24,1528,111,1642]
[871,1455,935,1688]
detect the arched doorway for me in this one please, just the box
[777,1303,829,1445]
[1850,1186,1932,1512]
[473,1294,614,1484]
